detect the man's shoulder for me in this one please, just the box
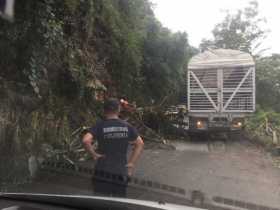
[107,119,136,129]
[97,118,135,128]
[116,119,134,127]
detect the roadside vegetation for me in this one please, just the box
[0,0,193,183]
[0,0,280,183]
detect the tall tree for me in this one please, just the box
[200,1,268,55]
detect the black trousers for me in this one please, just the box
[92,171,128,197]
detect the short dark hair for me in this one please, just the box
[103,98,120,113]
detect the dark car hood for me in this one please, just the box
[0,193,206,210]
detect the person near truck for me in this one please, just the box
[82,98,144,197]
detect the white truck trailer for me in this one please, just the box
[186,49,255,133]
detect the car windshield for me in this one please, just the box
[1,0,280,210]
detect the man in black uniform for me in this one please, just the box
[82,98,144,197]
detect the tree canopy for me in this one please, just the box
[0,0,191,106]
[0,0,193,164]
[200,1,268,55]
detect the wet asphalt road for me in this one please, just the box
[133,138,280,208]
[4,137,280,209]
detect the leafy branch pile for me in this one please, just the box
[246,108,280,146]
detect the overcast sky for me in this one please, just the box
[151,0,280,55]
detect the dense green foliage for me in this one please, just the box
[0,0,193,178]
[0,0,191,105]
[256,55,280,112]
